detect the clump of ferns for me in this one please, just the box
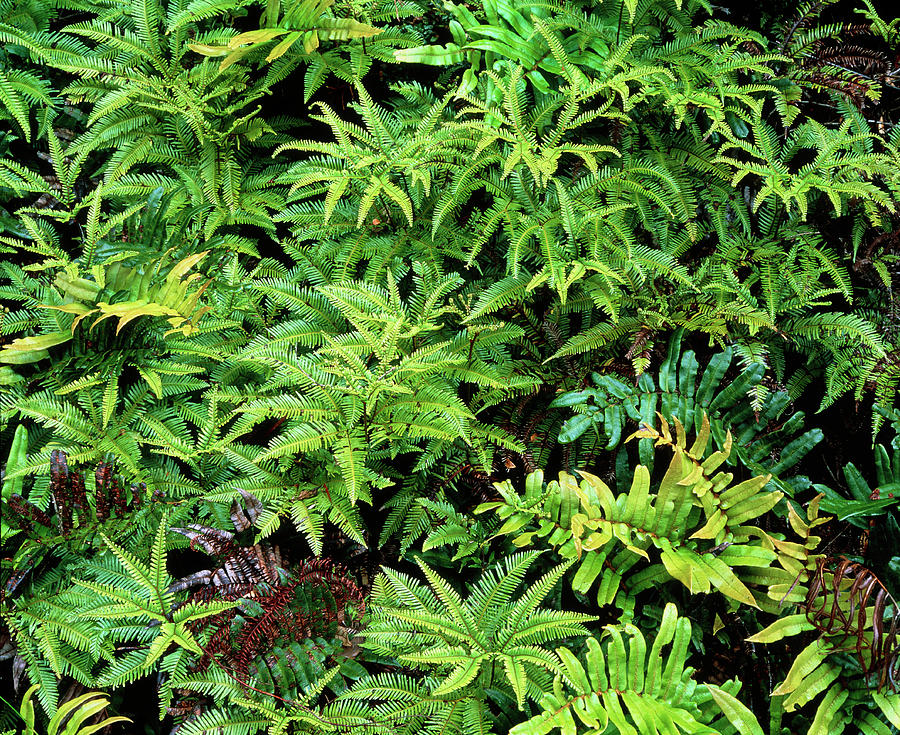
[166,491,365,711]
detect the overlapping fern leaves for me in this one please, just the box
[236,261,528,526]
[484,415,795,614]
[2,0,900,734]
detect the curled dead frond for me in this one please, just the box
[806,556,900,691]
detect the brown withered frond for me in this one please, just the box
[777,0,898,110]
[169,489,280,595]
[230,488,264,531]
[624,326,654,360]
[805,556,900,691]
[168,491,365,691]
[5,451,145,539]
[812,45,888,73]
[190,558,365,682]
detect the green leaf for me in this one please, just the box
[707,685,764,735]
[558,413,593,443]
[873,691,900,729]
[394,43,465,65]
[745,614,814,643]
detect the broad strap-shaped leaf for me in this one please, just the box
[512,603,763,735]
[489,413,788,611]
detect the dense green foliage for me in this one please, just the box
[2,0,900,733]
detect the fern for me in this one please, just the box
[9,684,131,735]
[748,549,900,734]
[548,329,824,495]
[365,551,595,708]
[3,2,900,734]
[484,414,806,614]
[3,507,231,712]
[188,0,383,73]
[234,261,527,546]
[512,602,763,735]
